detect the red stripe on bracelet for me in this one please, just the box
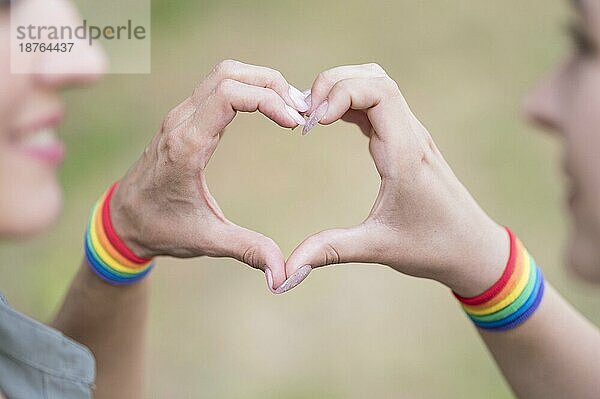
[101,182,152,265]
[453,227,516,306]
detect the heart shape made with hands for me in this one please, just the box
[130,60,427,296]
[173,62,394,295]
[218,84,356,294]
[149,60,504,300]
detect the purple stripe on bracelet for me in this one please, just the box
[487,270,545,332]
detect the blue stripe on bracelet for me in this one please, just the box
[84,231,153,285]
[85,240,153,284]
[490,275,545,331]
[471,263,543,330]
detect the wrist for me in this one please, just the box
[109,183,155,259]
[453,228,545,331]
[84,183,155,286]
[441,220,509,298]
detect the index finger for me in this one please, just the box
[306,63,388,114]
[196,60,309,112]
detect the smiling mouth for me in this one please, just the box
[18,128,66,166]
[10,110,66,167]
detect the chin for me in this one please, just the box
[566,228,600,283]
[0,178,63,239]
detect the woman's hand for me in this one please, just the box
[286,64,509,296]
[108,60,309,290]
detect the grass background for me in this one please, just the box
[2,0,600,397]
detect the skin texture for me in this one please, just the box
[0,1,307,397]
[283,0,600,394]
[523,0,600,282]
[109,59,311,289]
[285,60,600,398]
[0,0,105,238]
[286,63,509,297]
[3,0,600,398]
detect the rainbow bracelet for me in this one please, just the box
[84,183,155,285]
[454,228,545,331]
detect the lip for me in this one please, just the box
[10,107,66,167]
[12,107,65,136]
[21,142,66,167]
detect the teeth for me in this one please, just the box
[20,128,58,148]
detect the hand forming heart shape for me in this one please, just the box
[110,60,507,298]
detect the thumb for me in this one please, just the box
[218,224,286,293]
[282,224,375,294]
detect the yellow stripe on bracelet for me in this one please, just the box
[92,193,146,269]
[454,227,545,331]
[84,182,154,286]
[89,200,152,275]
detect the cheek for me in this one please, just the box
[567,226,600,283]
[0,16,61,237]
[566,64,600,179]
[563,61,600,279]
[0,148,63,238]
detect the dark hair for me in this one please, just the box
[0,0,10,7]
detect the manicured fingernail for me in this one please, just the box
[302,100,328,135]
[274,265,312,294]
[303,90,312,110]
[289,86,310,112]
[285,104,306,126]
[265,267,275,293]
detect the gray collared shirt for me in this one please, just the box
[0,294,95,399]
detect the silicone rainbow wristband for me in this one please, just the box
[84,183,155,285]
[454,227,545,331]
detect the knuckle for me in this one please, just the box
[264,88,280,103]
[159,129,185,161]
[214,59,240,76]
[259,234,278,249]
[323,242,341,265]
[332,78,353,96]
[162,98,196,132]
[379,76,400,94]
[271,69,285,83]
[214,78,238,98]
[241,245,260,269]
[305,233,341,266]
[162,108,179,131]
[365,62,386,74]
[262,236,278,251]
[316,70,332,86]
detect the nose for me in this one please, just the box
[522,62,567,134]
[32,0,108,88]
[34,46,108,88]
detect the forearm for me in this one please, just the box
[51,261,150,399]
[477,283,600,399]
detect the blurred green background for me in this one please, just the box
[2,0,600,397]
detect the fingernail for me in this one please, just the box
[303,90,312,110]
[265,267,275,293]
[274,265,312,294]
[302,100,328,135]
[288,86,310,112]
[285,104,306,126]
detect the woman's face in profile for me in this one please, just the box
[524,0,600,280]
[0,0,104,238]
